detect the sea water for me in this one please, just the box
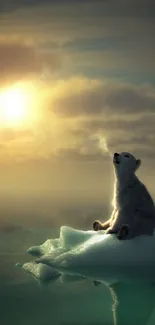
[1,227,155,325]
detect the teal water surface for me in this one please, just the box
[1,228,155,325]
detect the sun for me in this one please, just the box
[0,86,30,127]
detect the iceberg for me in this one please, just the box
[17,226,155,285]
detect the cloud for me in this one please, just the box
[80,115,155,133]
[68,48,155,75]
[1,1,155,43]
[0,39,63,86]
[42,78,155,161]
[0,0,154,165]
[51,79,155,117]
[51,121,155,162]
[0,77,154,164]
[1,0,155,17]
[0,128,33,142]
[0,1,155,80]
[54,147,106,162]
[73,113,155,160]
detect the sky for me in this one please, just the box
[0,0,155,227]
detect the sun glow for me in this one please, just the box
[0,86,30,127]
[0,83,41,128]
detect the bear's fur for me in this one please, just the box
[93,152,155,239]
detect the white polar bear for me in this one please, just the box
[93,152,155,239]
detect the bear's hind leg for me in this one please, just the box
[117,224,130,240]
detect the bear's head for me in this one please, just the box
[113,152,141,178]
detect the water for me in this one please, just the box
[1,228,155,325]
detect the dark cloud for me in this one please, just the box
[53,83,155,117]
[0,41,41,84]
[0,40,62,86]
[105,86,155,112]
[107,135,155,156]
[0,0,155,77]
[1,0,155,17]
[63,110,155,161]
[81,115,155,133]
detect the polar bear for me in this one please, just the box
[93,152,155,239]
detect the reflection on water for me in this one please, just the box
[1,228,155,325]
[111,282,155,325]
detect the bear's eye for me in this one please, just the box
[124,154,130,158]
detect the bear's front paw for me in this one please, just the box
[117,224,129,240]
[93,220,103,231]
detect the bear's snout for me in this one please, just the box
[114,152,119,157]
[113,152,120,164]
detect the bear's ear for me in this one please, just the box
[136,159,141,169]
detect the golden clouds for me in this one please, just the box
[0,76,155,164]
[48,78,155,117]
[46,78,155,161]
[0,0,154,165]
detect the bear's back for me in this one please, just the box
[116,178,155,214]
